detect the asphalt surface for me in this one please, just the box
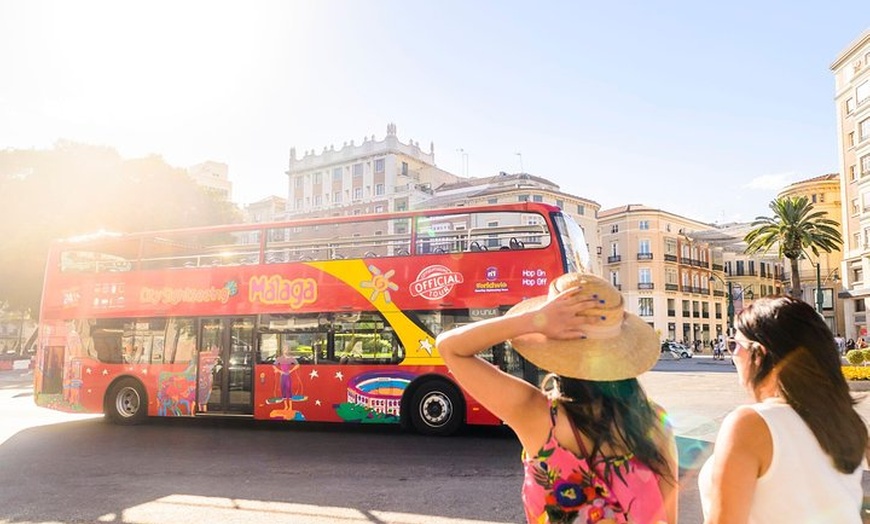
[1,356,869,523]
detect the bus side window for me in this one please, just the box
[259,333,279,364]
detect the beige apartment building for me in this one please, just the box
[832,28,870,340]
[598,205,727,345]
[188,161,233,201]
[777,174,844,334]
[597,206,788,345]
[285,123,461,219]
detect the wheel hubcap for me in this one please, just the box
[115,387,141,418]
[419,391,452,427]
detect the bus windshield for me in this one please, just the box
[553,212,590,273]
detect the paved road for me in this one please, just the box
[1,358,868,523]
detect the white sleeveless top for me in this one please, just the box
[699,399,864,523]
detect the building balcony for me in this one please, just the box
[637,253,653,261]
[665,283,679,291]
[712,264,724,271]
[638,283,655,290]
[667,309,676,316]
[664,254,678,262]
[713,290,725,297]
[607,255,622,264]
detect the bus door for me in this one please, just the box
[196,317,255,414]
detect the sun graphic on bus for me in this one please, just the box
[360,264,399,303]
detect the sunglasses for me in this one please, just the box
[726,337,758,352]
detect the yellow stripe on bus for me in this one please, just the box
[304,260,441,365]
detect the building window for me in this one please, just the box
[556,199,564,209]
[532,194,543,202]
[610,243,618,256]
[487,198,498,204]
[849,132,855,147]
[860,118,870,142]
[333,168,342,182]
[295,176,304,188]
[610,271,619,287]
[611,224,619,234]
[353,163,363,178]
[853,198,860,215]
[375,183,385,196]
[846,97,856,114]
[313,172,322,184]
[639,239,651,254]
[518,194,529,202]
[851,164,858,181]
[639,220,649,230]
[858,81,869,105]
[857,299,867,312]
[401,162,408,176]
[374,158,385,173]
[314,195,322,206]
[375,205,385,213]
[639,268,652,284]
[577,205,585,215]
[334,191,342,203]
[295,198,303,209]
[638,298,653,317]
[353,187,362,200]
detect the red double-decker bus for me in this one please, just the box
[34,202,589,435]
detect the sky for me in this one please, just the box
[1,1,867,225]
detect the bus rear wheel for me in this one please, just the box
[409,380,464,436]
[105,378,147,425]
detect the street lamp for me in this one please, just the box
[710,275,753,335]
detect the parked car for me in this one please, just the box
[661,340,693,359]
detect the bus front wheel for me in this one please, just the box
[409,380,464,436]
[105,378,148,425]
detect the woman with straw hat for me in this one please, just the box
[437,273,678,524]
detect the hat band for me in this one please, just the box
[578,312,626,339]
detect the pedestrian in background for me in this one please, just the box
[437,273,678,523]
[699,296,867,523]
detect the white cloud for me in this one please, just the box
[742,172,797,191]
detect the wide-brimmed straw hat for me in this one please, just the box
[507,272,659,381]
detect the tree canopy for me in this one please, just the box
[743,195,842,298]
[0,141,241,312]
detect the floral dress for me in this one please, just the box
[521,405,668,524]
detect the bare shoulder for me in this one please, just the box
[716,405,772,471]
[720,405,767,437]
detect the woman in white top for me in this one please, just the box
[699,296,868,523]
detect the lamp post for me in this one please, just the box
[815,263,824,313]
[710,274,753,336]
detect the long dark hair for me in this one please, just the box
[736,295,868,473]
[551,375,673,482]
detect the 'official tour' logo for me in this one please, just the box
[410,265,464,300]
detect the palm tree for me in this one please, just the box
[744,196,842,299]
